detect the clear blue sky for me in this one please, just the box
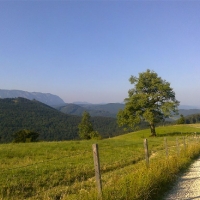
[0,1,200,106]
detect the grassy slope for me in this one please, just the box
[0,124,200,199]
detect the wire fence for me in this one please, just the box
[0,133,199,199]
[93,134,200,195]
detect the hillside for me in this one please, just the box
[0,98,125,143]
[179,109,200,116]
[56,103,125,118]
[57,103,200,120]
[171,109,200,120]
[57,103,115,117]
[80,103,125,112]
[0,89,65,106]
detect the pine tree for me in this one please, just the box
[78,111,94,139]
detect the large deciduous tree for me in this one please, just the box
[117,69,179,136]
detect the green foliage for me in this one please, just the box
[13,129,39,143]
[78,111,98,139]
[0,98,126,143]
[184,113,200,124]
[89,131,101,140]
[117,69,179,136]
[176,114,185,124]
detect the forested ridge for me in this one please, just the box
[0,98,125,143]
[184,113,200,124]
[56,103,125,118]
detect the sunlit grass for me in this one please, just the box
[0,124,200,199]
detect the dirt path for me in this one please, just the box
[164,157,200,200]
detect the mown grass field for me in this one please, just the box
[1,124,200,200]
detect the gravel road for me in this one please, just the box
[164,157,200,200]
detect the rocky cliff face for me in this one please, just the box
[0,89,65,106]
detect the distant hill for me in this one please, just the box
[57,104,115,117]
[0,98,126,143]
[73,101,92,105]
[81,103,125,113]
[58,104,86,115]
[57,103,125,118]
[57,103,200,120]
[179,109,200,116]
[178,105,200,109]
[0,89,65,106]
[170,109,200,120]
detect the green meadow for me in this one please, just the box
[1,124,200,200]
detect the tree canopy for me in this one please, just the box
[176,114,185,124]
[78,111,101,139]
[13,129,39,143]
[117,69,179,136]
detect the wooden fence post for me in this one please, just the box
[144,139,149,167]
[92,144,102,198]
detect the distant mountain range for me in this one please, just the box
[56,103,200,119]
[178,105,200,109]
[0,94,200,143]
[1,89,200,119]
[0,89,65,106]
[56,103,125,118]
[179,109,200,117]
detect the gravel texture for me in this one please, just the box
[164,157,200,200]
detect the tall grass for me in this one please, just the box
[65,143,200,200]
[0,124,200,199]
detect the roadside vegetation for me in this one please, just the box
[1,124,200,199]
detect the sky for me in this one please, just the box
[0,1,200,106]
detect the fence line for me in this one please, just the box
[1,136,197,175]
[1,133,199,199]
[92,134,200,195]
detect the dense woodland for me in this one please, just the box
[1,97,200,143]
[0,98,126,143]
[185,114,200,124]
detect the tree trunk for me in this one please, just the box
[150,123,156,136]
